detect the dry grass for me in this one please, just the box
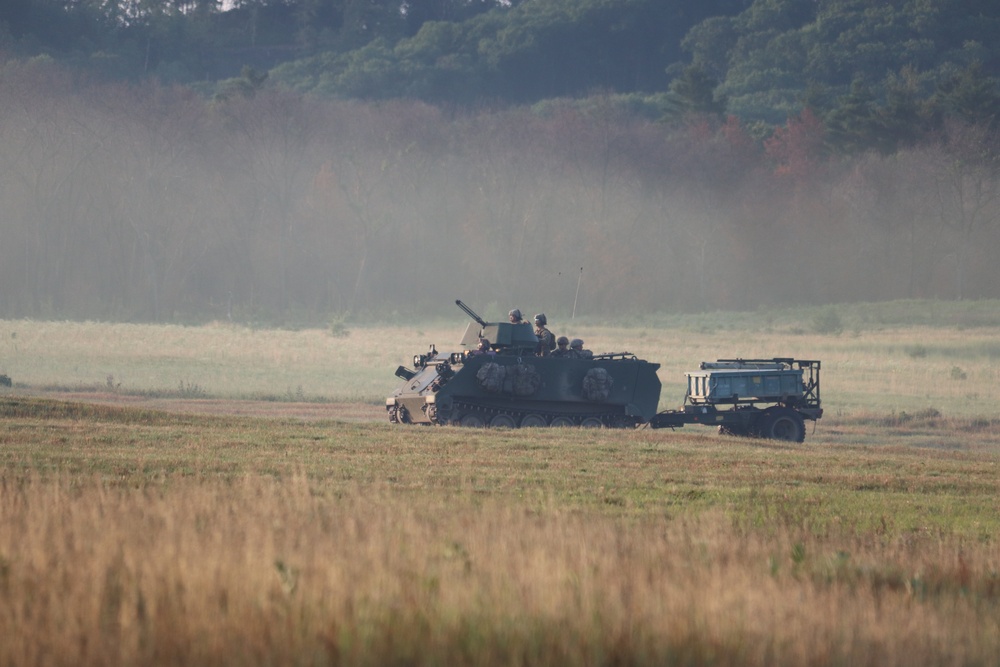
[2,473,999,667]
[1,395,999,665]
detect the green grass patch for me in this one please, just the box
[3,397,998,535]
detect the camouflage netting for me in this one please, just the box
[476,363,506,393]
[508,363,541,397]
[582,368,614,401]
[476,362,541,396]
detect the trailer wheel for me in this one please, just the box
[760,408,806,442]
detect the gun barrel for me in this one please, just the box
[455,300,488,327]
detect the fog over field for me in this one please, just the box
[2,64,999,324]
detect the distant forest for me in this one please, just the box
[4,0,1000,127]
[2,0,1000,323]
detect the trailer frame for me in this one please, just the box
[648,358,822,442]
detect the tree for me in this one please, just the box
[0,61,103,316]
[928,120,1000,299]
[763,107,826,179]
[927,61,1000,129]
[0,0,34,37]
[212,88,317,319]
[401,0,505,36]
[98,81,211,320]
[340,0,406,48]
[836,151,943,300]
[824,78,882,154]
[877,67,925,152]
[684,0,1000,126]
[669,63,726,116]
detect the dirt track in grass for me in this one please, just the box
[23,390,385,423]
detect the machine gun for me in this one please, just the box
[455,300,488,327]
[455,299,538,351]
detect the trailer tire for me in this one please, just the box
[760,408,806,442]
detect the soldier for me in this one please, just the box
[551,336,571,357]
[508,308,526,324]
[534,313,555,356]
[570,338,592,359]
[473,338,495,356]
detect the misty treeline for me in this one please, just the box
[2,63,1000,324]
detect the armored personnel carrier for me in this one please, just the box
[386,300,662,428]
[387,301,823,441]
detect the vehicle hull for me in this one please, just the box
[387,353,662,428]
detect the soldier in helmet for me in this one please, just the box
[550,336,571,357]
[534,313,555,356]
[508,308,525,324]
[570,338,592,359]
[473,337,496,356]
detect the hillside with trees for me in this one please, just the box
[3,0,998,127]
[1,0,999,323]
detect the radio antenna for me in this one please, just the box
[571,267,583,320]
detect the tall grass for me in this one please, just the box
[3,395,1000,665]
[2,473,999,667]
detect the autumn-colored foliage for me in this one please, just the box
[764,107,826,179]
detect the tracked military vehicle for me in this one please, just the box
[386,301,823,441]
[386,300,662,428]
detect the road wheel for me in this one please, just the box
[489,414,518,429]
[549,416,575,427]
[397,405,411,424]
[459,413,486,428]
[760,408,806,442]
[520,413,547,428]
[580,417,604,428]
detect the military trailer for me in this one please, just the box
[647,358,822,442]
[386,301,823,441]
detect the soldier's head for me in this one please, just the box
[570,338,583,350]
[534,313,547,326]
[508,309,523,323]
[478,338,491,350]
[556,336,569,349]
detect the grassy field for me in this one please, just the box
[3,298,1000,416]
[1,300,1000,665]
